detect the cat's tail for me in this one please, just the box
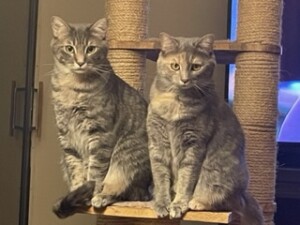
[239,192,264,225]
[53,181,95,219]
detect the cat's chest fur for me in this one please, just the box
[51,74,115,153]
[149,88,202,122]
[52,74,101,109]
[150,92,184,121]
[53,86,92,111]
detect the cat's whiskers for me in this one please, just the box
[193,83,206,96]
[93,67,111,84]
[193,83,214,97]
[167,85,177,93]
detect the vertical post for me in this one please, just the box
[105,0,149,92]
[234,1,283,225]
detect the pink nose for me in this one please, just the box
[181,78,190,84]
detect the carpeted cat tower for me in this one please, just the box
[89,0,283,224]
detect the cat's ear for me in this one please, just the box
[90,18,107,39]
[194,34,215,54]
[159,32,179,54]
[51,16,70,38]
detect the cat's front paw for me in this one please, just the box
[91,194,115,208]
[188,198,207,210]
[169,200,189,219]
[153,201,170,218]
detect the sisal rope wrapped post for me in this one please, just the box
[105,0,149,92]
[233,1,283,224]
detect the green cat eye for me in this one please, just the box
[86,46,97,54]
[191,63,202,71]
[65,45,74,53]
[170,63,180,71]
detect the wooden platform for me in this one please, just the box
[86,201,233,224]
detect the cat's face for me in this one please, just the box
[50,16,108,75]
[156,33,216,91]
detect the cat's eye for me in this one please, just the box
[65,45,74,53]
[191,63,202,71]
[86,46,97,54]
[170,63,180,71]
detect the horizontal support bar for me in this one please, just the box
[108,39,281,64]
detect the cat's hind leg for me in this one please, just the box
[188,197,211,211]
[188,173,228,211]
[91,163,129,208]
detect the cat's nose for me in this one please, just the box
[180,78,190,84]
[75,54,86,67]
[77,61,85,67]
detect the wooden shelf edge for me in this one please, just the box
[108,39,281,64]
[84,201,233,224]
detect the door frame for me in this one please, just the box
[19,0,39,225]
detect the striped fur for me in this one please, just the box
[50,16,152,217]
[147,33,263,225]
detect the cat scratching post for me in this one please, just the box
[105,0,149,92]
[233,0,283,225]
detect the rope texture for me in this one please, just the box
[234,1,283,225]
[105,0,149,91]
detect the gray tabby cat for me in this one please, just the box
[147,32,263,225]
[50,16,152,218]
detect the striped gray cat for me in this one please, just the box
[147,33,263,225]
[50,16,152,218]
